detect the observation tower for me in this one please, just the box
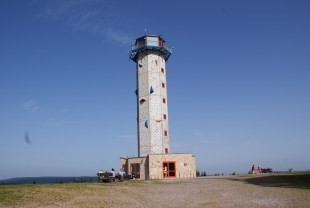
[130,35,172,157]
[119,34,196,180]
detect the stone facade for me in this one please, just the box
[120,153,196,180]
[137,53,169,157]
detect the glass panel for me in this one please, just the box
[131,164,140,178]
[169,163,175,171]
[137,39,145,47]
[147,37,159,46]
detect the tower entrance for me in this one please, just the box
[163,161,176,178]
[130,163,140,179]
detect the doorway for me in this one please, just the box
[163,161,176,178]
[130,163,140,179]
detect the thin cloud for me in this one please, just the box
[35,0,131,45]
[104,27,131,45]
[22,100,39,111]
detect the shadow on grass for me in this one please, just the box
[230,174,310,189]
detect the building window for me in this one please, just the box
[162,83,165,88]
[163,98,166,103]
[163,161,175,178]
[161,68,165,73]
[130,163,140,179]
[164,130,168,136]
[165,148,168,154]
[163,114,167,120]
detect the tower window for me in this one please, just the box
[163,114,167,120]
[162,83,165,88]
[164,130,168,136]
[162,98,166,103]
[161,68,165,73]
[164,148,169,154]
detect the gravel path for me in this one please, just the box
[118,177,310,208]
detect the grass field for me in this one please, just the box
[1,173,309,208]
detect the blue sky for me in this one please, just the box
[0,0,309,179]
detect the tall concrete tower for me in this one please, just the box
[130,35,172,157]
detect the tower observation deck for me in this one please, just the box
[130,35,172,157]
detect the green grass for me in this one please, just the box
[0,181,146,207]
[193,201,217,208]
[0,184,76,206]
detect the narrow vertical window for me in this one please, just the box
[163,98,166,103]
[165,148,169,154]
[162,83,165,88]
[161,68,165,73]
[164,130,168,136]
[163,114,167,120]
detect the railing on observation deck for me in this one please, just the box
[130,37,172,61]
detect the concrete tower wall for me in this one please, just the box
[137,53,169,157]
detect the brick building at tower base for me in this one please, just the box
[120,153,196,180]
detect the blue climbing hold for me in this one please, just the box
[150,86,154,94]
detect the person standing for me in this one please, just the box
[251,165,255,174]
[118,168,125,182]
[257,165,261,173]
[163,166,168,177]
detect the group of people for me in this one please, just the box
[110,168,126,181]
[251,165,272,174]
[251,165,261,174]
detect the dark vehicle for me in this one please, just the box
[97,171,118,183]
[261,168,273,173]
[97,170,130,183]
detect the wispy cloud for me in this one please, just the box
[35,0,131,45]
[22,100,39,111]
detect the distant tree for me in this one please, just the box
[2,181,4,185]
[89,178,92,182]
[201,171,207,176]
[288,168,293,172]
[59,181,63,184]
[33,180,36,184]
[196,171,200,177]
